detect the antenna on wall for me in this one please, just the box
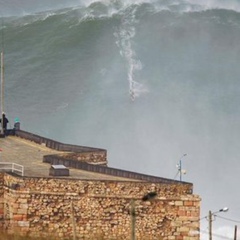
[174,154,187,181]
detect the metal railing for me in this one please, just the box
[0,162,24,176]
[15,130,107,153]
[44,155,193,187]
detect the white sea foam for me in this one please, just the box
[114,4,148,100]
[187,0,240,12]
[3,2,240,238]
[86,0,240,13]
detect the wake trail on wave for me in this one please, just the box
[114,4,148,101]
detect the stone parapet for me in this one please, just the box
[0,173,200,240]
[45,151,108,167]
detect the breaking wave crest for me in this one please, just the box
[1,2,240,238]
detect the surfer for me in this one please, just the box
[130,89,135,101]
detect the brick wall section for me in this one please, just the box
[0,173,200,240]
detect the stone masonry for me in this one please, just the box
[0,131,201,239]
[0,173,200,240]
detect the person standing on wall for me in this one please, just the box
[13,117,20,135]
[0,113,9,136]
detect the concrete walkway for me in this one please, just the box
[0,135,133,181]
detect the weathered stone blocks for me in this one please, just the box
[0,173,200,239]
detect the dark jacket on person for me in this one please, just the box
[0,114,9,129]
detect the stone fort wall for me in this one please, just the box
[0,130,200,239]
[0,173,200,240]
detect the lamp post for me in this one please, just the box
[130,200,136,240]
[208,207,229,240]
[70,201,77,240]
[0,52,4,136]
[130,192,157,240]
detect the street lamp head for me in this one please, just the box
[142,192,157,202]
[219,207,229,212]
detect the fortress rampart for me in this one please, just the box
[0,130,201,239]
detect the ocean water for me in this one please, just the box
[1,0,240,238]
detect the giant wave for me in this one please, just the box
[1,1,240,238]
